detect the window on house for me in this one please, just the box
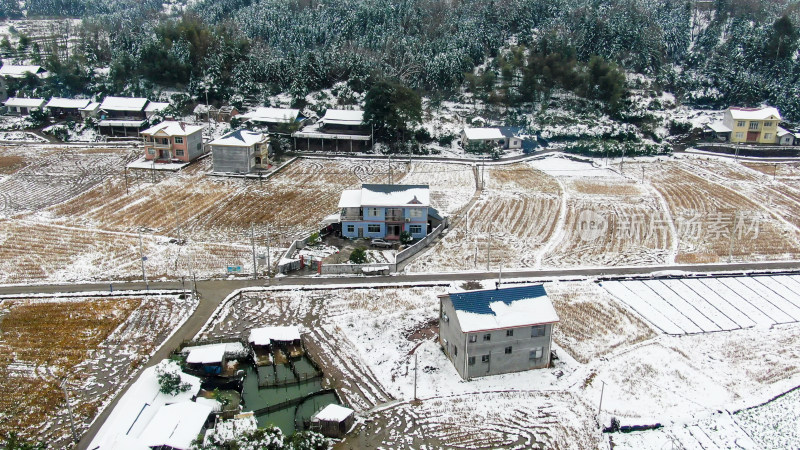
[346,225,355,233]
[468,356,476,365]
[504,346,512,354]
[530,347,543,360]
[469,334,477,343]
[367,207,380,217]
[148,148,155,155]
[764,133,772,140]
[481,354,490,363]
[454,346,458,356]
[483,333,491,341]
[197,143,202,151]
[735,132,744,139]
[764,121,773,127]
[409,208,424,218]
[749,122,759,130]
[442,312,449,323]
[531,325,545,337]
[367,224,381,233]
[175,136,184,144]
[409,225,422,234]
[506,329,514,337]
[737,121,745,127]
[175,149,184,156]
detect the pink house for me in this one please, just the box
[141,121,205,163]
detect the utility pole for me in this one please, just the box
[250,222,258,280]
[481,156,486,189]
[138,230,148,289]
[124,167,129,195]
[620,146,625,174]
[413,352,418,401]
[597,380,606,420]
[389,156,393,185]
[774,163,778,181]
[61,380,79,445]
[151,159,156,183]
[266,224,271,278]
[641,166,645,184]
[174,204,182,243]
[498,263,503,288]
[486,223,491,271]
[735,142,740,161]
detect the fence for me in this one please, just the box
[319,263,395,275]
[277,235,312,274]
[396,219,448,264]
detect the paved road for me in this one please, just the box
[7,260,799,449]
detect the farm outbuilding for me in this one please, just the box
[185,344,227,375]
[3,97,46,115]
[309,404,355,438]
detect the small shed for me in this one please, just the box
[248,326,303,361]
[186,344,226,375]
[4,97,46,115]
[309,404,355,438]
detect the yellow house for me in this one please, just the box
[722,107,781,144]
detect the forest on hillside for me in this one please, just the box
[2,0,800,120]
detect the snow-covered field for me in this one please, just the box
[0,293,196,447]
[602,275,800,334]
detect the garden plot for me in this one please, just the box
[405,163,561,272]
[584,322,800,429]
[0,294,196,447]
[0,146,136,219]
[641,161,800,263]
[735,387,800,449]
[541,177,673,267]
[544,281,657,364]
[341,391,601,449]
[601,275,800,335]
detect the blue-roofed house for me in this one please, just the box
[338,184,434,240]
[438,284,559,380]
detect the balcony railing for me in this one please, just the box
[385,214,405,222]
[341,213,362,220]
[148,142,172,149]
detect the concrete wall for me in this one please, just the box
[187,131,204,160]
[439,295,554,380]
[212,145,253,173]
[396,220,447,264]
[319,262,396,275]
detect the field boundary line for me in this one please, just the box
[655,279,723,332]
[0,288,185,300]
[675,278,744,330]
[535,176,568,268]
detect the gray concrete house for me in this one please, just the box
[210,129,270,174]
[439,284,559,380]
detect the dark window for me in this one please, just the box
[531,325,545,337]
[530,347,543,360]
[506,329,514,337]
[483,333,491,341]
[175,149,184,156]
[481,354,490,363]
[504,346,512,354]
[468,356,475,365]
[469,335,477,343]
[454,346,458,356]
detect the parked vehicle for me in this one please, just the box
[370,238,393,248]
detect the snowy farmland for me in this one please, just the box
[601,275,800,334]
[0,293,196,447]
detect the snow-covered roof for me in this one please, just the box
[45,98,91,109]
[88,360,202,450]
[463,127,504,140]
[707,122,732,133]
[321,109,364,126]
[141,402,212,449]
[181,342,247,358]
[145,101,170,113]
[248,326,301,345]
[243,107,300,124]
[727,107,781,121]
[0,64,45,78]
[338,184,430,208]
[312,404,354,422]
[4,97,45,108]
[209,129,268,147]
[447,285,559,333]
[100,96,149,111]
[186,343,226,364]
[81,102,100,112]
[142,120,204,136]
[777,126,792,137]
[209,414,258,443]
[98,119,147,127]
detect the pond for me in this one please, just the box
[239,356,340,435]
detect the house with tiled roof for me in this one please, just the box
[439,284,559,380]
[141,121,205,163]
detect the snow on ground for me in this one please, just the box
[527,154,623,178]
[0,131,47,142]
[602,275,800,334]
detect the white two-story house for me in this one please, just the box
[338,184,431,240]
